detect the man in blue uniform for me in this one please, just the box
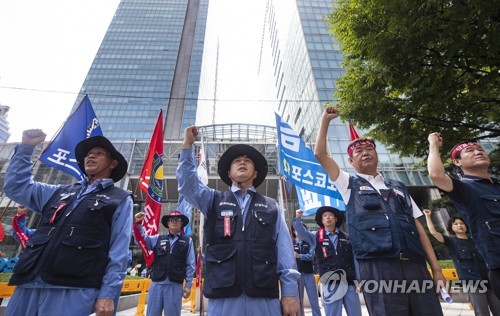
[314,107,445,315]
[428,132,500,298]
[134,210,195,316]
[3,129,133,316]
[177,125,300,315]
[292,224,321,316]
[294,208,361,316]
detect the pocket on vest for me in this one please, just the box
[51,236,102,278]
[205,244,237,288]
[482,219,500,237]
[253,211,275,238]
[350,213,393,253]
[397,215,425,257]
[358,191,382,210]
[480,195,500,216]
[457,248,473,261]
[12,228,51,274]
[252,242,277,289]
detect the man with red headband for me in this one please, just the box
[428,132,500,298]
[133,210,195,316]
[314,106,444,315]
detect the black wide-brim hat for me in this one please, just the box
[75,136,128,182]
[315,206,344,228]
[161,211,189,228]
[217,144,268,188]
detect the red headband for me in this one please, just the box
[347,139,376,155]
[451,141,478,159]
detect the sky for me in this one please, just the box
[0,0,121,142]
[0,0,268,143]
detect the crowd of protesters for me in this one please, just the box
[2,106,499,316]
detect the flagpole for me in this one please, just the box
[280,175,305,316]
[197,134,206,315]
[280,175,293,235]
[133,142,152,198]
[0,199,13,222]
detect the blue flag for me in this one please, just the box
[275,113,345,215]
[39,95,103,181]
[177,195,193,236]
[296,185,345,216]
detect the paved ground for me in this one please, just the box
[116,301,475,315]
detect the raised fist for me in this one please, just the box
[134,212,145,223]
[22,129,46,147]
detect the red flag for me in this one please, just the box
[136,110,164,266]
[12,213,30,249]
[0,220,4,242]
[195,252,202,287]
[348,123,360,141]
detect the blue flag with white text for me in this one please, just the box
[177,195,193,236]
[296,185,345,216]
[39,95,103,181]
[275,113,344,215]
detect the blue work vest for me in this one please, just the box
[294,241,314,274]
[447,236,488,281]
[203,190,279,299]
[346,176,426,261]
[151,234,190,283]
[10,184,129,288]
[449,176,500,269]
[315,230,356,284]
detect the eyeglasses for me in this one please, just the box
[18,205,26,210]
[169,218,182,223]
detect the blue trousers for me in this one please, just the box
[146,282,183,316]
[322,284,362,316]
[207,293,281,315]
[6,286,99,316]
[297,273,321,316]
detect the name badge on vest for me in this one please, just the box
[359,186,374,191]
[160,239,167,251]
[221,210,233,237]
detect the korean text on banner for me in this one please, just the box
[275,113,344,215]
[136,110,164,266]
[39,95,103,180]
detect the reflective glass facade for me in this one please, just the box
[258,0,433,186]
[75,0,208,141]
[0,105,10,144]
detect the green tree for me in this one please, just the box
[328,0,500,157]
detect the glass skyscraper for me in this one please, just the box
[75,0,208,141]
[257,0,433,187]
[0,105,10,144]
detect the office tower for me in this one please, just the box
[75,0,209,141]
[257,0,434,188]
[0,105,10,144]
